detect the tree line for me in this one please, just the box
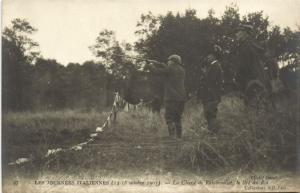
[2,5,299,111]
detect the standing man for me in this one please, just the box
[235,24,267,92]
[146,55,186,139]
[198,54,223,134]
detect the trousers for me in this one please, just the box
[164,100,185,138]
[202,99,220,133]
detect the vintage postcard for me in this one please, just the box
[1,0,299,192]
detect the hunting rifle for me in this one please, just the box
[112,53,166,72]
[112,53,163,65]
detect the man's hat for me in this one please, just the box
[168,54,182,65]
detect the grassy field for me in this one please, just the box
[2,94,299,192]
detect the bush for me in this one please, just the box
[180,94,298,172]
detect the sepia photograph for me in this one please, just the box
[1,0,300,192]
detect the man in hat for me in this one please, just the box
[145,54,186,139]
[198,54,223,134]
[235,24,267,93]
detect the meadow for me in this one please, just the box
[3,93,298,178]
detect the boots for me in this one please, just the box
[168,122,183,139]
[175,124,182,139]
[167,122,176,138]
[207,118,219,134]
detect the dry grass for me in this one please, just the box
[2,94,298,180]
[179,94,298,172]
[2,110,108,166]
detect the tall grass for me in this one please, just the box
[180,94,298,172]
[2,94,298,177]
[2,110,108,165]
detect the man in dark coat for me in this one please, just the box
[198,54,223,134]
[235,24,268,92]
[146,54,186,139]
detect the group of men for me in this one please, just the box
[144,24,265,139]
[145,53,222,139]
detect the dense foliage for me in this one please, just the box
[2,6,299,111]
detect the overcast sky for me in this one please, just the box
[2,0,300,65]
